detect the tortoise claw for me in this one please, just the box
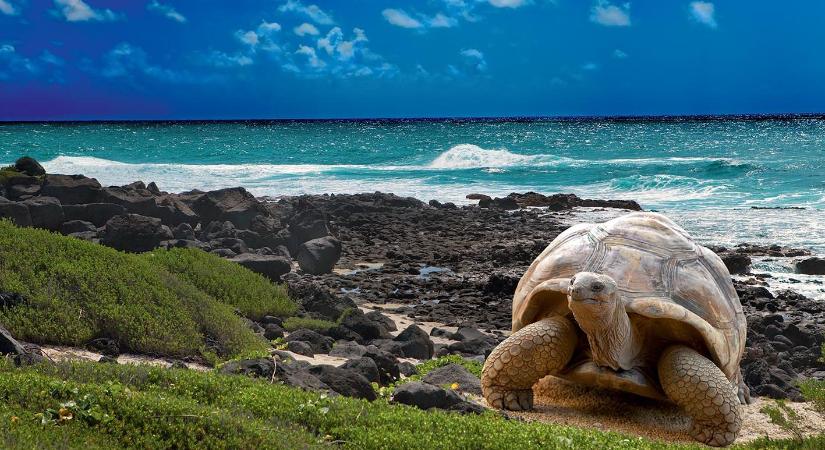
[484,386,533,411]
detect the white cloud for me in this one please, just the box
[237,21,282,52]
[428,13,458,28]
[488,0,530,8]
[0,0,18,16]
[460,48,487,72]
[147,1,186,24]
[382,8,422,29]
[97,42,215,83]
[582,62,599,70]
[295,45,324,68]
[279,0,333,25]
[689,1,717,28]
[612,49,628,58]
[294,22,319,36]
[206,51,253,68]
[53,0,121,22]
[590,1,630,27]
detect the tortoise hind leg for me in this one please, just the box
[481,316,577,411]
[658,345,742,447]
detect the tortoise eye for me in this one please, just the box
[591,281,605,292]
[570,276,576,285]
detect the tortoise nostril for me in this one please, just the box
[591,281,605,292]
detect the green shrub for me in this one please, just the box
[145,248,296,320]
[283,316,336,332]
[0,360,820,450]
[0,221,266,360]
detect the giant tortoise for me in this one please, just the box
[481,212,749,446]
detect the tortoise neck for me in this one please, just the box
[573,299,639,371]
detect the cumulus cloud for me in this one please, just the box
[295,45,324,68]
[612,49,628,58]
[294,22,319,36]
[590,1,630,27]
[382,8,460,30]
[147,0,186,24]
[0,0,18,16]
[582,62,598,70]
[236,21,282,52]
[382,9,422,29]
[689,1,717,28]
[279,0,333,25]
[487,0,530,8]
[53,0,121,22]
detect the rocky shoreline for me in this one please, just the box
[0,156,823,406]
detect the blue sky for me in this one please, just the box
[1,0,824,120]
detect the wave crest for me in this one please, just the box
[427,144,564,169]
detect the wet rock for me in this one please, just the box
[506,192,642,211]
[479,197,519,210]
[229,254,291,281]
[100,214,172,253]
[422,363,482,395]
[795,257,825,275]
[308,365,376,400]
[394,324,434,359]
[297,236,342,275]
[14,156,45,177]
[466,194,491,201]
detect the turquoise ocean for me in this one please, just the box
[1,118,823,265]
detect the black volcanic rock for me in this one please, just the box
[100,214,172,253]
[14,156,45,177]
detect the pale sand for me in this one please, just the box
[500,376,825,444]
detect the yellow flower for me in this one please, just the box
[58,407,73,422]
[10,416,18,423]
[450,383,460,390]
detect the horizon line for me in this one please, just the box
[2,112,825,124]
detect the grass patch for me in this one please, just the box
[283,316,336,332]
[414,354,483,378]
[761,399,803,440]
[0,360,822,450]
[144,247,296,320]
[0,221,271,360]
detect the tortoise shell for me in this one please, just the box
[512,212,746,380]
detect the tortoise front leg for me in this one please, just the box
[481,316,577,411]
[658,345,742,447]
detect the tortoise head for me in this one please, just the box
[568,272,618,307]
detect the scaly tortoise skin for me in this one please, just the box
[481,212,748,447]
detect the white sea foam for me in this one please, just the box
[427,144,569,169]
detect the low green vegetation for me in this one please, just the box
[145,248,296,320]
[283,316,337,332]
[760,399,803,440]
[0,360,822,450]
[0,221,291,360]
[0,166,27,185]
[413,354,483,378]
